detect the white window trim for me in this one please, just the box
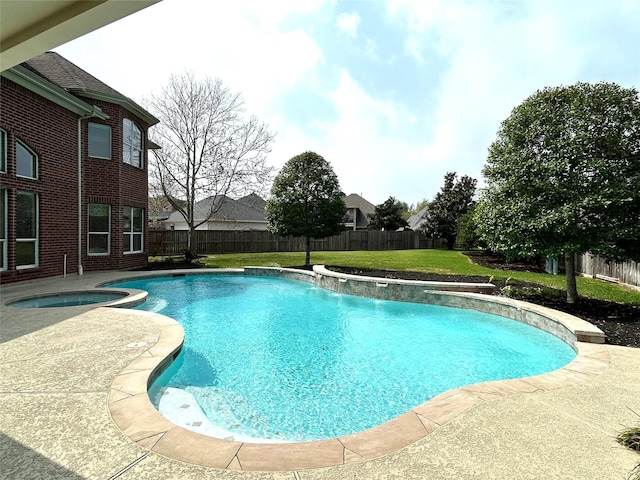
[0,188,6,271]
[123,119,143,169]
[16,139,38,180]
[16,191,38,270]
[88,203,111,256]
[123,206,144,254]
[88,123,112,160]
[0,128,6,174]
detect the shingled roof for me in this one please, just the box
[407,205,428,231]
[23,51,122,96]
[20,51,158,126]
[344,193,375,216]
[164,195,267,224]
[239,193,267,212]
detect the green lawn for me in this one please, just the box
[187,250,640,306]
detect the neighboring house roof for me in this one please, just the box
[344,193,375,216]
[343,193,376,229]
[407,205,428,231]
[149,211,173,222]
[149,195,187,214]
[149,196,177,223]
[239,193,267,212]
[164,195,267,225]
[21,51,159,126]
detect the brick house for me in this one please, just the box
[0,51,159,283]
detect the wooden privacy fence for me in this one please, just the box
[148,229,444,256]
[576,253,640,287]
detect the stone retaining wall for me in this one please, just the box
[243,265,605,346]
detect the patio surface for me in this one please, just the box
[1,270,639,479]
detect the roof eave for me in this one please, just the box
[2,64,109,119]
[69,88,159,126]
[0,0,162,71]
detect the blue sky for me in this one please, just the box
[55,0,640,206]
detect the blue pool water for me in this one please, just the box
[110,274,576,442]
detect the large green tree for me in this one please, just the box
[422,172,477,249]
[266,151,346,266]
[455,206,484,250]
[368,196,409,231]
[476,81,640,303]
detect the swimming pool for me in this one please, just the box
[110,273,576,443]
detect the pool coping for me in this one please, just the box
[3,288,148,310]
[105,266,610,471]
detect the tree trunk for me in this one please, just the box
[185,226,194,263]
[305,236,311,266]
[446,235,455,249]
[564,251,578,304]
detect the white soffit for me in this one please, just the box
[1,0,161,72]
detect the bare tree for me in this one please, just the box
[147,71,275,257]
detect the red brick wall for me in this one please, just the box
[1,77,79,283]
[80,100,150,272]
[0,77,150,284]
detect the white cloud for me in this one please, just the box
[53,0,640,206]
[336,12,361,38]
[362,37,379,61]
[381,0,640,200]
[268,70,436,204]
[386,0,447,32]
[57,0,326,118]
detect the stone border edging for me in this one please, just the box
[312,265,605,345]
[107,267,609,471]
[313,264,498,293]
[3,288,148,310]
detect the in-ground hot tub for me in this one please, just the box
[6,291,129,308]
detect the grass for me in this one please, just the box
[618,426,640,453]
[618,415,640,480]
[201,250,489,274]
[176,249,640,306]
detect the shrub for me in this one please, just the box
[618,416,640,480]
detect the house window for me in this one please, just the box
[88,203,110,255]
[88,123,111,159]
[0,129,6,173]
[0,189,6,271]
[344,210,355,223]
[123,119,143,168]
[16,140,38,179]
[16,190,38,268]
[123,206,143,253]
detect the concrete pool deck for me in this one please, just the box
[1,270,639,479]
